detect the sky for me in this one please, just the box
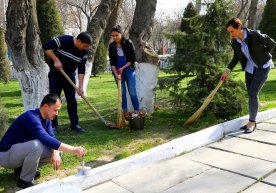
[156,0,190,14]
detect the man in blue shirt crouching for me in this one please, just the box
[0,93,86,189]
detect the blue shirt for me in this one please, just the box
[116,47,131,74]
[236,30,274,74]
[0,109,61,152]
[43,35,88,76]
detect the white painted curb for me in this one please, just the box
[16,108,276,192]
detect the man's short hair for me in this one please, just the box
[76,32,92,45]
[40,93,61,107]
[226,18,243,29]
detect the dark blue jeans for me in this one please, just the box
[49,70,78,127]
[245,67,270,122]
[115,69,139,111]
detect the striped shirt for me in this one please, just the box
[43,35,88,76]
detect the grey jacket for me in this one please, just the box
[227,28,276,70]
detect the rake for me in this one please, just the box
[184,80,224,126]
[59,68,117,128]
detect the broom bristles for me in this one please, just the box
[117,77,129,127]
[185,80,224,126]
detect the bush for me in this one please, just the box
[184,74,247,119]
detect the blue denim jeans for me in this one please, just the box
[115,68,139,111]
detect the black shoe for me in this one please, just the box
[244,123,257,134]
[14,167,40,179]
[16,178,36,189]
[240,125,248,130]
[71,125,85,132]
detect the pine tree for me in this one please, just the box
[37,0,64,47]
[0,100,8,137]
[0,27,11,83]
[0,28,9,134]
[162,0,247,119]
[259,0,276,58]
[180,2,198,33]
[93,37,107,76]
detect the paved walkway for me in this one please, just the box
[84,118,276,193]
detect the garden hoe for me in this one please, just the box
[116,71,128,127]
[184,79,224,126]
[59,68,117,128]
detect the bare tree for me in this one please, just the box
[118,0,136,34]
[0,0,8,29]
[86,0,118,64]
[235,0,249,19]
[58,0,100,32]
[5,0,49,110]
[247,0,259,29]
[102,0,123,48]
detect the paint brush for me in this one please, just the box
[82,155,85,171]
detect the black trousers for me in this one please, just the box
[245,67,270,122]
[48,70,78,128]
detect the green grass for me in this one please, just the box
[0,68,276,192]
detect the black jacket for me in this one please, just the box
[227,28,276,70]
[108,38,136,67]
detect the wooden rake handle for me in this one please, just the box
[59,68,106,124]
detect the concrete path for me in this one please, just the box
[84,118,276,193]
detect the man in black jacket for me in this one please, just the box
[43,32,92,132]
[221,18,276,134]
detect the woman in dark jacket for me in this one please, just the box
[108,25,140,114]
[221,18,276,134]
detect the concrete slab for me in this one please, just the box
[170,124,223,155]
[241,182,276,193]
[265,118,276,124]
[257,123,276,132]
[112,157,211,193]
[84,182,131,193]
[229,130,276,145]
[161,168,255,193]
[209,137,276,162]
[263,172,276,186]
[185,148,276,179]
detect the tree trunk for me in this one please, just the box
[81,0,118,96]
[237,0,249,20]
[5,0,49,110]
[128,0,159,113]
[103,0,123,48]
[129,0,159,64]
[247,0,259,29]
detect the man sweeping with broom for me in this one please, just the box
[221,18,275,134]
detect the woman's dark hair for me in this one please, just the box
[111,25,122,33]
[226,18,243,29]
[40,93,61,106]
[76,32,92,44]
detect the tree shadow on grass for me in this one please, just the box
[0,168,20,193]
[0,90,21,98]
[4,103,22,109]
[260,79,276,100]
